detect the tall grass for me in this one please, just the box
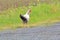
[0,3,60,28]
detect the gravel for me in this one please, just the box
[0,22,60,40]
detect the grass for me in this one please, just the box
[0,3,60,30]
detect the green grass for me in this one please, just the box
[0,3,60,29]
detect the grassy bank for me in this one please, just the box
[0,3,60,30]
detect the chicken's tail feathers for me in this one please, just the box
[20,14,22,17]
[20,14,23,19]
[20,14,26,20]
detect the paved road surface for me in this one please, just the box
[0,22,60,40]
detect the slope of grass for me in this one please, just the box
[0,3,60,30]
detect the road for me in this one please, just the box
[0,22,60,40]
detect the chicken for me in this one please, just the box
[20,9,31,24]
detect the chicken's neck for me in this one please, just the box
[26,10,30,15]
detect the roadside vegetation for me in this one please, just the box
[0,0,60,30]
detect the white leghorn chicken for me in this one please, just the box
[20,9,31,24]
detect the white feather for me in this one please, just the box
[23,14,29,21]
[23,9,31,21]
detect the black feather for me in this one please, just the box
[20,14,27,24]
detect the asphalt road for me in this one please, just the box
[0,22,60,40]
